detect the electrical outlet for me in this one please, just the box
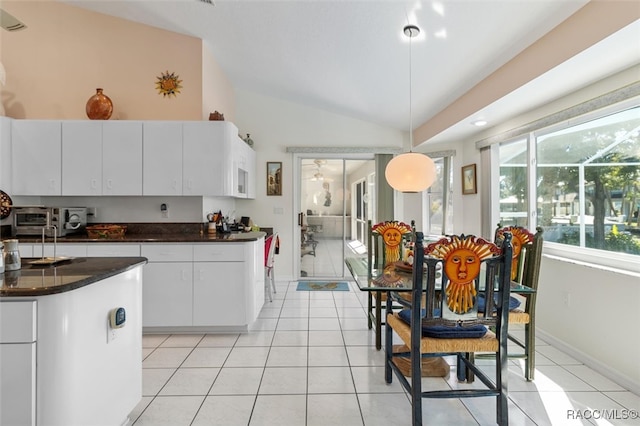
[161,203,169,218]
[162,210,169,218]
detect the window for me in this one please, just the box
[536,106,640,254]
[424,156,453,236]
[495,104,640,265]
[499,138,528,228]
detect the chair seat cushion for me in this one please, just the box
[477,293,521,312]
[397,309,487,338]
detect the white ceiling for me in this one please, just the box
[64,0,640,147]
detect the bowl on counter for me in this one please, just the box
[86,224,127,239]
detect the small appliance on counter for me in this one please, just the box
[14,207,87,237]
[3,239,20,271]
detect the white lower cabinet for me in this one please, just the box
[192,243,247,326]
[0,301,37,426]
[140,241,263,330]
[193,260,245,326]
[143,262,193,327]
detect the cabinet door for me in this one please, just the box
[0,301,36,426]
[193,262,245,326]
[182,122,225,196]
[143,122,182,195]
[103,121,143,195]
[246,143,256,199]
[233,137,249,198]
[62,121,102,195]
[143,262,193,327]
[39,243,87,258]
[11,120,62,195]
[0,117,12,193]
[0,343,36,426]
[86,244,140,257]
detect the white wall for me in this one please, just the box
[12,195,236,224]
[233,89,406,280]
[537,256,640,393]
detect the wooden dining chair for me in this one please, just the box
[385,232,514,426]
[367,220,413,350]
[494,224,544,381]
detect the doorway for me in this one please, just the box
[297,156,375,279]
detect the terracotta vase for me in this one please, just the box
[86,88,113,120]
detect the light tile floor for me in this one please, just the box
[131,280,640,426]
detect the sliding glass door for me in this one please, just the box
[298,156,374,279]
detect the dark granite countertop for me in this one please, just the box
[16,231,266,244]
[10,222,266,244]
[1,257,148,297]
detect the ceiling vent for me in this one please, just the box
[0,9,27,31]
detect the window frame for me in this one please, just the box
[490,97,640,275]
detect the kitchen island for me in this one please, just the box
[0,257,146,426]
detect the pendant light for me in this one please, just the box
[385,24,437,193]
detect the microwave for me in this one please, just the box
[14,207,88,237]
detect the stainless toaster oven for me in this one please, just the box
[14,207,88,237]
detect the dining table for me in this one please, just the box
[345,255,537,359]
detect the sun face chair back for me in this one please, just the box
[385,231,513,426]
[494,224,544,380]
[365,220,413,349]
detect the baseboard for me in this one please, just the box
[537,329,640,395]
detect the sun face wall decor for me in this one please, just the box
[155,71,183,97]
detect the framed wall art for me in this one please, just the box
[462,163,477,195]
[267,161,282,196]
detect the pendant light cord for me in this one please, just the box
[404,24,419,153]
[409,31,413,151]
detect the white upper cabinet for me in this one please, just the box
[0,117,12,193]
[62,121,102,195]
[12,120,62,196]
[103,121,143,195]
[233,136,251,198]
[8,118,250,198]
[182,122,226,196]
[143,122,183,196]
[62,121,143,196]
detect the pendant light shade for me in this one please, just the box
[385,23,436,193]
[385,152,436,192]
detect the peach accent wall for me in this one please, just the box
[202,42,236,123]
[0,1,216,120]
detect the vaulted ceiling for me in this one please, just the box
[64,0,640,148]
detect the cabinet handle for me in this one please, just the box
[107,179,113,189]
[172,180,178,190]
[91,179,97,189]
[181,270,188,281]
[198,269,204,281]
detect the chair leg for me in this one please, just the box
[367,292,373,329]
[525,321,535,381]
[264,268,272,302]
[270,268,277,295]
[497,337,509,425]
[410,336,423,426]
[375,291,382,350]
[384,299,393,384]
